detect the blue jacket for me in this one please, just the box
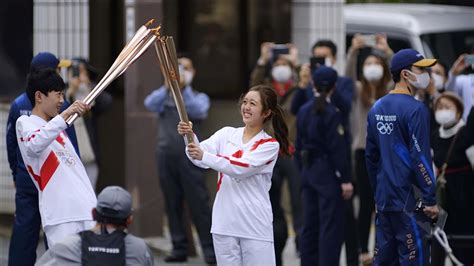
[144,85,210,154]
[295,99,351,183]
[6,93,80,185]
[365,91,436,212]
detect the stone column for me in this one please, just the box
[123,0,164,237]
[292,0,346,73]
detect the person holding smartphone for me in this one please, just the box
[291,39,358,266]
[250,42,303,265]
[445,53,474,120]
[345,33,393,265]
[65,58,112,190]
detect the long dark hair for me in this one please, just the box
[313,85,334,114]
[245,85,290,155]
[360,54,390,108]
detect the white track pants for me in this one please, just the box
[212,234,276,266]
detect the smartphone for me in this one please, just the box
[310,56,325,73]
[361,34,376,47]
[465,54,474,65]
[272,44,290,62]
[71,64,80,78]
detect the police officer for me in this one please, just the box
[366,49,440,265]
[295,66,354,266]
[36,186,154,266]
[6,52,79,265]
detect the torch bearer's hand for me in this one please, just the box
[61,100,90,121]
[177,121,193,136]
[187,143,203,160]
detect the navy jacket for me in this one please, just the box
[365,91,436,212]
[295,99,351,183]
[6,93,80,185]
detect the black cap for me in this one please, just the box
[312,66,338,89]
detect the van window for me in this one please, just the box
[421,30,474,67]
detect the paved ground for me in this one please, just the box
[0,214,302,266]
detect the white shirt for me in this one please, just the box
[186,127,279,242]
[446,72,474,120]
[16,115,97,227]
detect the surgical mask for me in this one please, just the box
[435,109,457,127]
[183,70,194,86]
[363,64,384,81]
[75,83,90,101]
[432,73,445,91]
[406,71,430,90]
[324,57,334,68]
[271,65,292,83]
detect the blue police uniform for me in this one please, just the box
[295,67,352,266]
[366,91,435,265]
[292,75,360,266]
[366,49,438,266]
[6,92,79,266]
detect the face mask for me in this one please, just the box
[271,65,292,83]
[75,82,90,101]
[183,70,194,86]
[432,73,444,91]
[435,109,457,127]
[363,64,384,81]
[406,70,430,90]
[324,57,334,68]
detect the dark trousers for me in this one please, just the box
[8,175,42,266]
[355,149,375,254]
[156,151,215,259]
[269,155,302,266]
[344,199,359,266]
[300,170,345,266]
[373,211,428,266]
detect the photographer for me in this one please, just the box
[66,58,112,189]
[36,186,154,266]
[291,39,358,266]
[250,42,302,265]
[345,34,393,265]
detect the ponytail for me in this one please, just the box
[248,85,290,156]
[313,91,327,114]
[271,105,290,156]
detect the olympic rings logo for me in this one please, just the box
[377,122,394,135]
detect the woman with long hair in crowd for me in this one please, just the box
[345,33,393,265]
[177,85,289,265]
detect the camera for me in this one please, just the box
[272,44,290,62]
[71,63,80,78]
[361,34,376,47]
[310,56,326,73]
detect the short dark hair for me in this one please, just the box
[311,40,337,57]
[26,68,66,107]
[392,65,411,83]
[95,210,128,226]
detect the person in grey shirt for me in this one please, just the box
[36,186,154,266]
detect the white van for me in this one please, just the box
[344,3,474,66]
